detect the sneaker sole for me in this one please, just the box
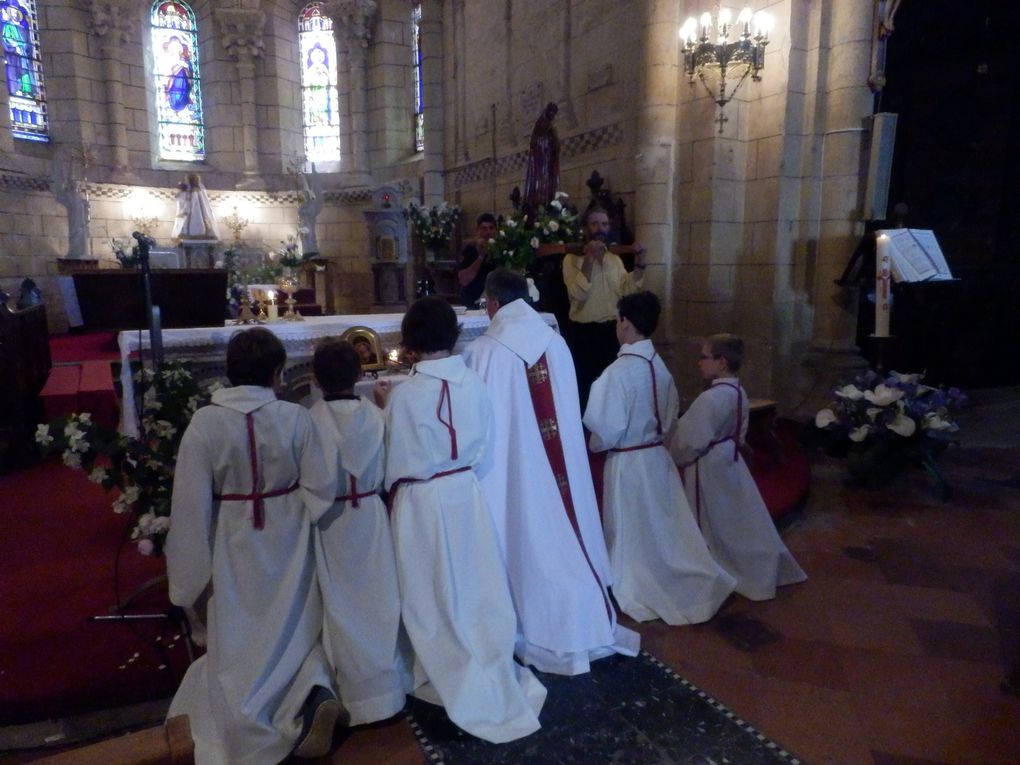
[293,698,341,759]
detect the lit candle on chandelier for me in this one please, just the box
[875,234,891,338]
[266,290,279,321]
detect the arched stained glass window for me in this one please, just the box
[2,0,48,142]
[299,3,340,162]
[411,3,423,152]
[151,1,204,161]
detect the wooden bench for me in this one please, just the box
[0,290,51,470]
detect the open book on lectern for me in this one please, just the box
[877,229,954,283]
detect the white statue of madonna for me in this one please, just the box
[172,173,220,241]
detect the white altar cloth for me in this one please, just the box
[118,311,557,436]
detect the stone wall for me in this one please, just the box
[0,0,879,412]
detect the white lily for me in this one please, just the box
[864,384,904,406]
[834,384,865,400]
[887,413,917,437]
[888,370,921,385]
[849,425,871,442]
[866,407,883,421]
[923,412,958,432]
[814,408,837,428]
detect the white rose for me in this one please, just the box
[814,408,837,428]
[529,237,539,249]
[548,221,559,232]
[35,424,53,446]
[526,278,540,303]
[864,384,904,407]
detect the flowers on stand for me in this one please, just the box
[405,200,461,251]
[274,231,310,269]
[111,238,141,268]
[35,362,213,555]
[811,369,966,496]
[491,192,580,272]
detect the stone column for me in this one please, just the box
[795,0,876,416]
[89,0,139,183]
[635,0,681,350]
[419,0,444,205]
[215,6,266,189]
[326,0,377,183]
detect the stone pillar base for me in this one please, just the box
[791,345,869,422]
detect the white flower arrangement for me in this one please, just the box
[35,362,212,555]
[405,200,462,249]
[811,369,966,493]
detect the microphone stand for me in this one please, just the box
[133,231,164,371]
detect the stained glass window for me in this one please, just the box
[2,0,48,142]
[411,3,423,152]
[299,3,340,162]
[151,1,204,161]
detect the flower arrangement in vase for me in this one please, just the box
[405,200,461,258]
[811,369,966,497]
[35,362,214,555]
[492,191,580,272]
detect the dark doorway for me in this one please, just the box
[880,0,1020,386]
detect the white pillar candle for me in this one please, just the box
[266,291,279,321]
[875,234,891,338]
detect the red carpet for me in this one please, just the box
[0,459,192,725]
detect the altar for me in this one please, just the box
[118,310,559,435]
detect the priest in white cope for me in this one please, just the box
[464,268,640,676]
[584,292,736,624]
[166,328,340,765]
[670,333,807,601]
[377,297,545,744]
[309,338,411,727]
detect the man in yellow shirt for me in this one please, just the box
[562,207,647,409]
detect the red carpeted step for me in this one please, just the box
[748,418,811,520]
[78,360,119,431]
[49,331,121,364]
[40,364,81,422]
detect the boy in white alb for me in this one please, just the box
[309,338,411,726]
[375,296,546,743]
[670,334,807,601]
[584,292,736,624]
[166,328,340,764]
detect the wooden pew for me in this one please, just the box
[0,289,51,470]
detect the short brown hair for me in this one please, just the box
[226,328,286,387]
[706,333,744,373]
[401,296,460,354]
[313,338,361,393]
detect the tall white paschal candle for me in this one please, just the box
[875,234,891,337]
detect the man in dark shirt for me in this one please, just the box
[457,213,498,307]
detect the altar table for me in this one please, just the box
[118,310,558,436]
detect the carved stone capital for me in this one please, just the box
[89,0,139,44]
[215,8,266,59]
[323,0,378,47]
